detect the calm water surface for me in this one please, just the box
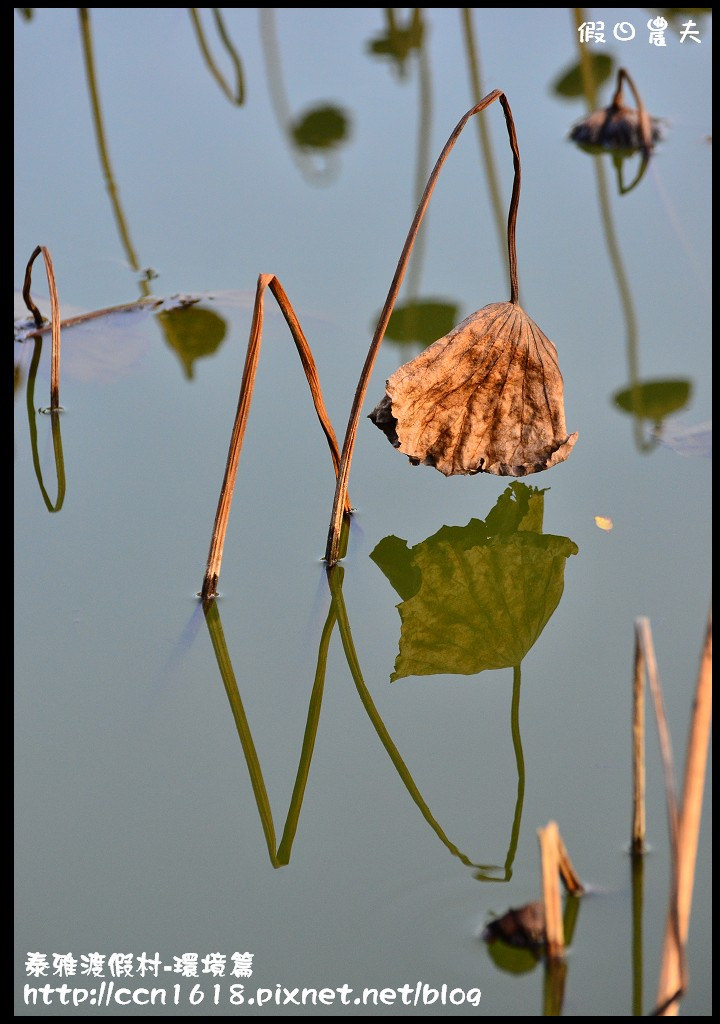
[15,8,711,1016]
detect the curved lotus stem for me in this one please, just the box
[325,90,522,566]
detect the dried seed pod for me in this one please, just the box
[569,67,664,154]
[370,301,577,477]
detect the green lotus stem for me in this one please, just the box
[26,336,66,513]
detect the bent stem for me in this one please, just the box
[613,68,654,158]
[201,274,349,602]
[23,245,62,412]
[78,8,150,298]
[328,564,521,876]
[538,821,565,961]
[324,90,522,565]
[202,595,331,868]
[189,8,245,105]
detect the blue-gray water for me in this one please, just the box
[15,8,711,1016]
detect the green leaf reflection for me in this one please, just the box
[290,105,350,151]
[612,379,692,425]
[371,483,578,681]
[157,305,227,380]
[366,9,424,79]
[384,299,460,348]
[552,54,614,99]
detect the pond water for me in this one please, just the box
[14,8,711,1017]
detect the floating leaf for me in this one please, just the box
[370,302,577,477]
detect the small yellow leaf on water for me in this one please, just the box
[594,516,613,531]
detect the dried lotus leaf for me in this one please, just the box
[370,301,577,477]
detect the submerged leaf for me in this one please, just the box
[369,301,577,477]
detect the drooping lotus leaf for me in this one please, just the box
[370,302,578,477]
[370,482,578,681]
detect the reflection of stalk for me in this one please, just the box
[188,8,245,105]
[23,245,62,411]
[573,13,649,453]
[505,664,525,877]
[543,894,581,1015]
[460,8,507,280]
[543,958,567,1016]
[26,337,66,512]
[202,597,329,867]
[78,8,150,297]
[328,564,524,877]
[474,663,526,881]
[259,10,291,131]
[403,15,431,305]
[258,8,337,185]
[631,852,644,1016]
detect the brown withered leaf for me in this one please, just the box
[369,301,578,477]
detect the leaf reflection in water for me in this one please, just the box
[370,482,578,681]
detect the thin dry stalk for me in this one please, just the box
[18,297,174,337]
[655,608,712,1016]
[556,831,584,895]
[324,89,522,566]
[201,273,348,602]
[613,68,654,158]
[537,821,565,960]
[632,627,647,852]
[22,246,62,411]
[635,618,687,1010]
